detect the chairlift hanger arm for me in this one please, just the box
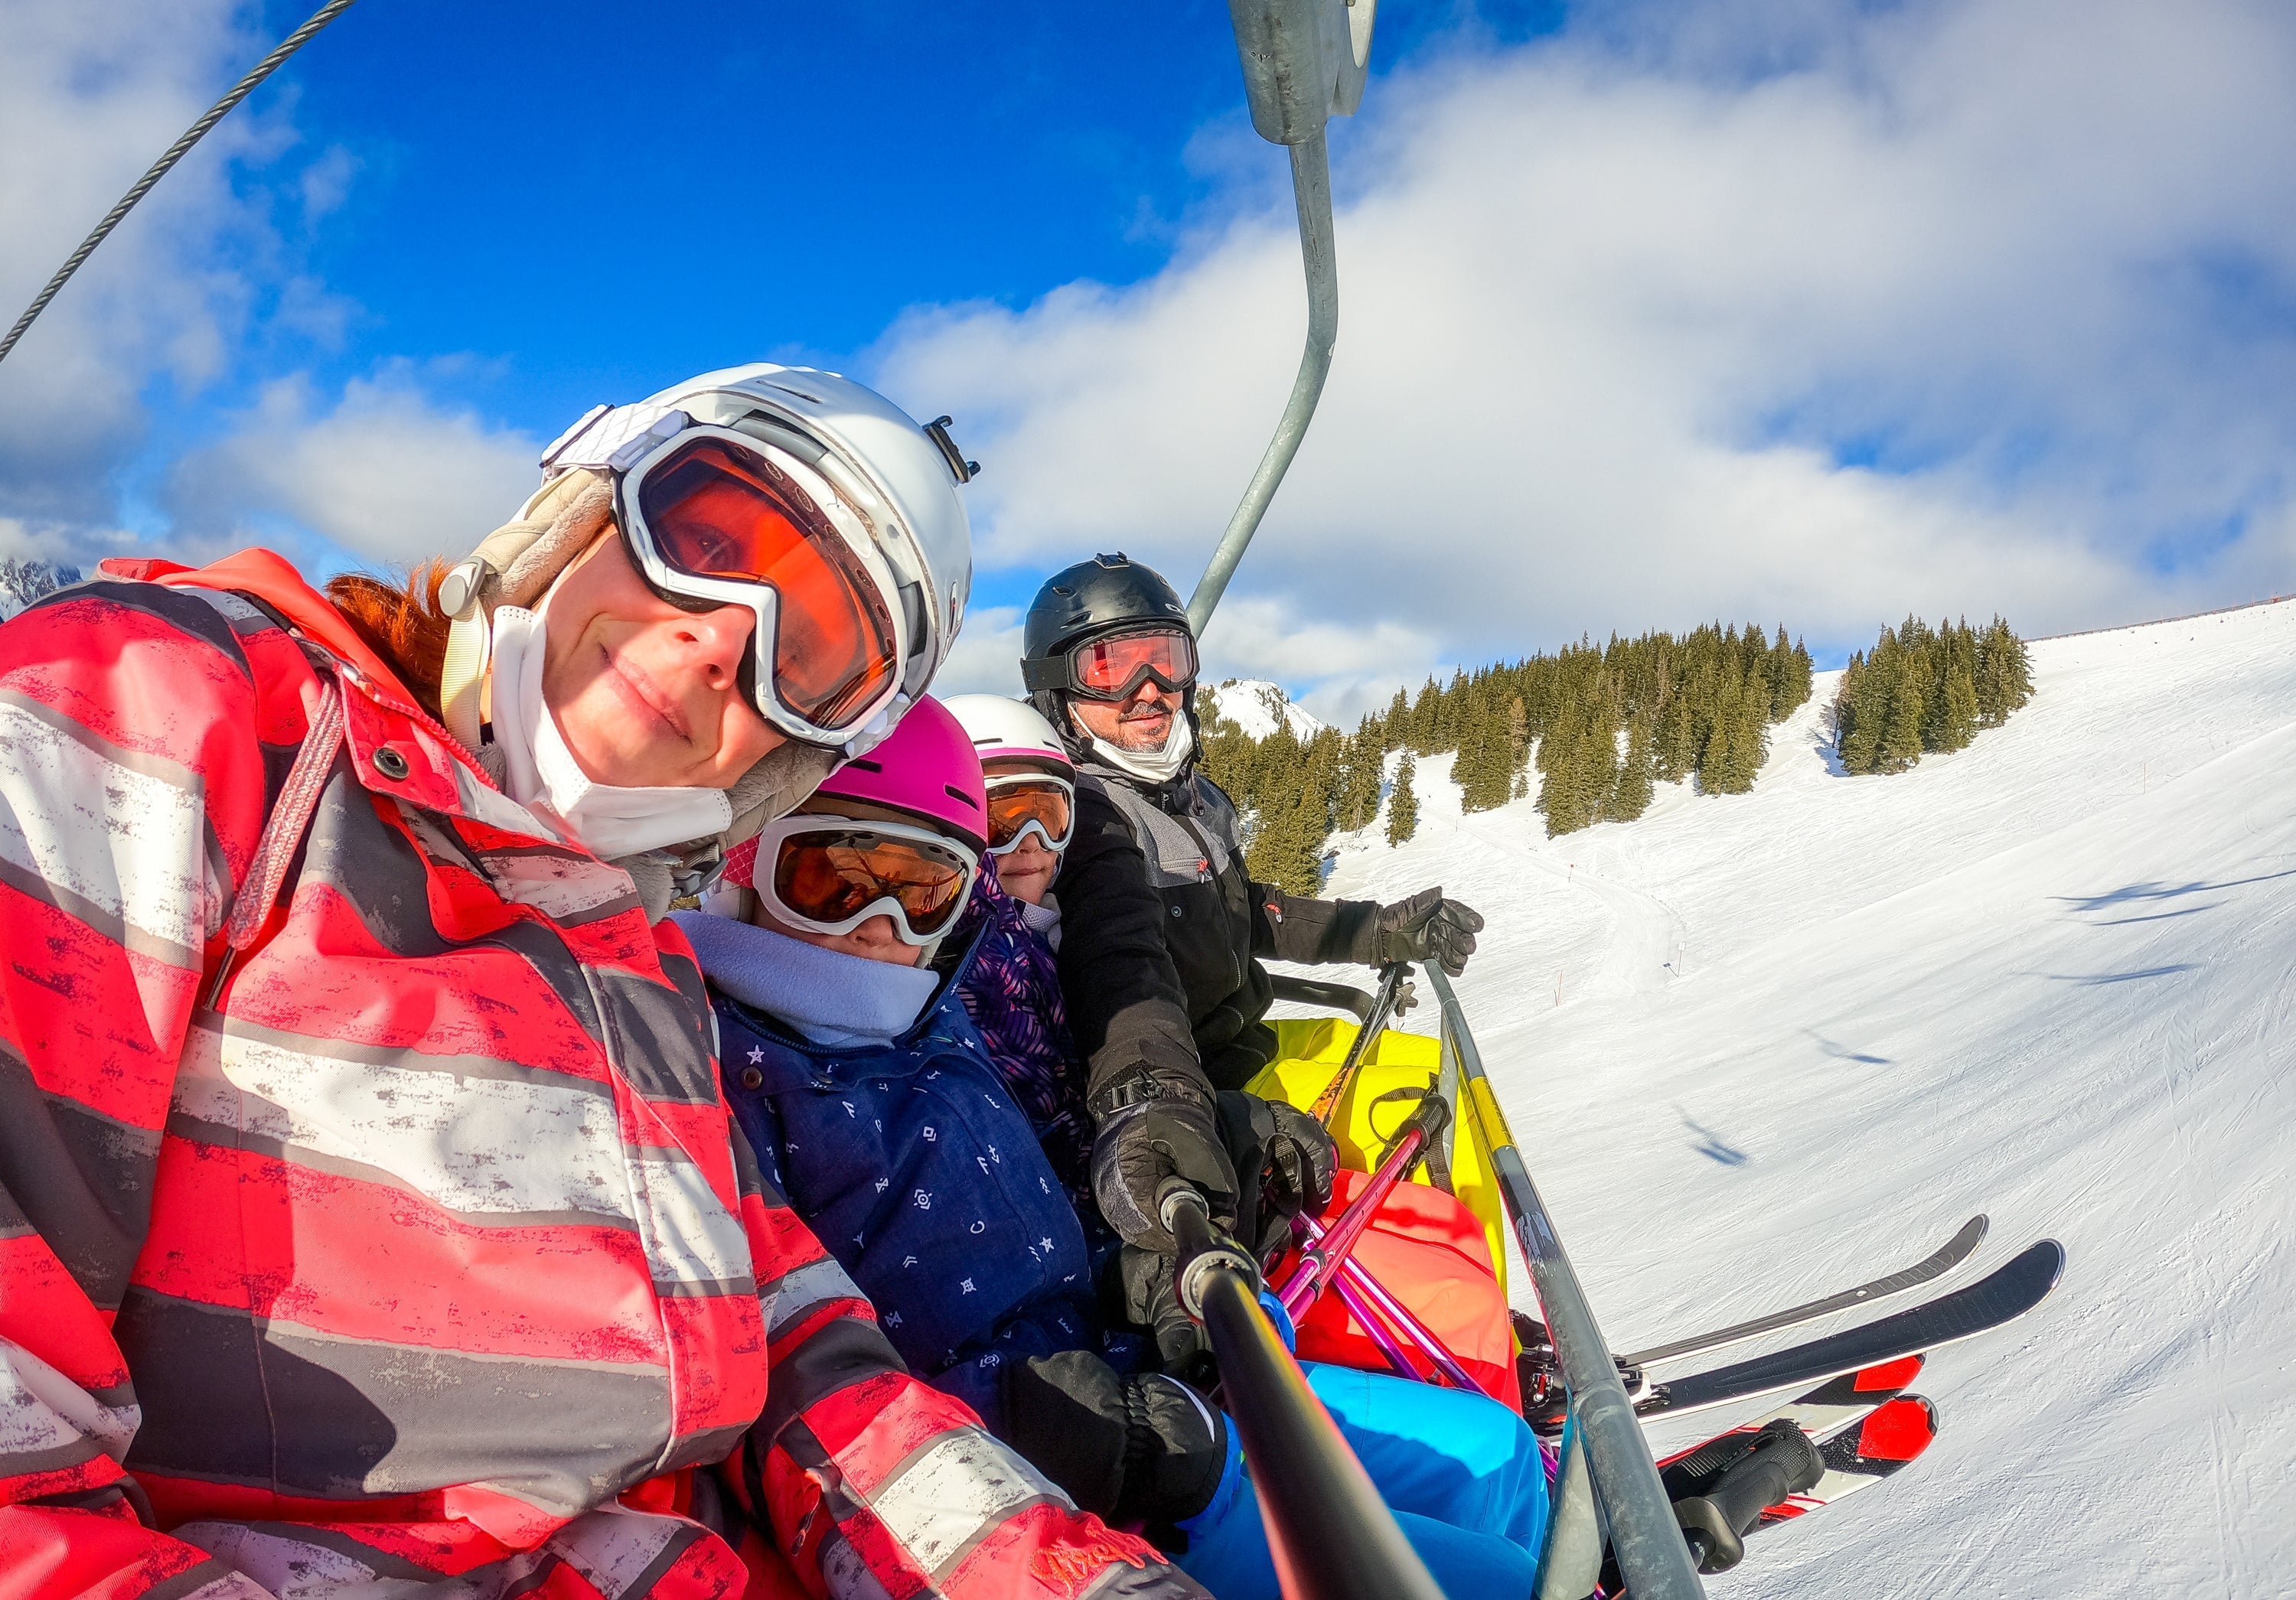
[1188,0,1377,638]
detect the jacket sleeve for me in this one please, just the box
[0,586,282,1598]
[1051,778,1210,1104]
[1253,886,1383,966]
[726,1125,1205,1599]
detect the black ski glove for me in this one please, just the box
[1372,887,1484,976]
[1112,1243,1216,1375]
[1089,1071,1240,1256]
[1002,1351,1231,1527]
[1215,1090,1338,1265]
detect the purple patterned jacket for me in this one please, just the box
[951,859,1097,1208]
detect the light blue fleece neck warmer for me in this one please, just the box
[672,911,938,1049]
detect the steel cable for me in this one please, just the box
[0,0,361,370]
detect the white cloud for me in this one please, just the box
[0,5,536,580]
[0,0,285,538]
[165,370,538,570]
[875,0,2296,707]
[934,604,1028,699]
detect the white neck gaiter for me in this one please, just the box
[1084,712,1195,784]
[487,601,733,860]
[1019,892,1063,953]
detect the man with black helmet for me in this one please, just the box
[1021,552,1485,1297]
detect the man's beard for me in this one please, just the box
[1110,702,1174,751]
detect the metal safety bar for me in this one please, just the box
[1167,1188,1446,1600]
[1423,963,1707,1600]
[1269,971,1378,1022]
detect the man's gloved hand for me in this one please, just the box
[1372,886,1484,976]
[1215,1090,1338,1263]
[1089,1072,1240,1255]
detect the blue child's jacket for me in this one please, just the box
[711,933,1108,1426]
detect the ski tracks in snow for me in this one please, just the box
[1450,812,1689,999]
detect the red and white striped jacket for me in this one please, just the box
[0,551,1198,1600]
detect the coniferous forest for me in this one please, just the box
[1831,616,2033,774]
[1201,622,1816,891]
[1198,614,2034,895]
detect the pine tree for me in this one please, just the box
[1407,678,1443,754]
[1610,712,1655,821]
[1337,735,1383,831]
[1878,647,1929,773]
[1935,663,1979,752]
[1655,690,1696,782]
[1385,752,1420,846]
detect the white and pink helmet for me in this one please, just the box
[942,694,1073,780]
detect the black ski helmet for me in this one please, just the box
[1019,553,1197,743]
[1019,553,1192,689]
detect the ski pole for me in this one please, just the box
[1307,960,1410,1129]
[1273,1100,1436,1321]
[1325,1266,1424,1384]
[1163,1183,1444,1600]
[1292,1211,1495,1398]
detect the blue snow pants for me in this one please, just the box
[1175,1364,1547,1599]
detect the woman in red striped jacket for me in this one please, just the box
[0,365,1199,1600]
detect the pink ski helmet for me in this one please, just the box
[718,696,987,892]
[810,695,989,852]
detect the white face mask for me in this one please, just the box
[1083,709,1195,784]
[486,599,733,860]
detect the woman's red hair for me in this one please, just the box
[326,562,452,719]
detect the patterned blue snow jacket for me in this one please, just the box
[709,932,1108,1430]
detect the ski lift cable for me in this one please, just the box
[0,0,362,370]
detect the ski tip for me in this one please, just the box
[2032,1237,2068,1289]
[1963,1214,1990,1247]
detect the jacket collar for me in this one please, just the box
[722,924,990,1063]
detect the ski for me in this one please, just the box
[1635,1238,2063,1420]
[1759,1395,1939,1525]
[1655,1355,1925,1470]
[1623,1214,1989,1368]
[1607,1370,1942,1593]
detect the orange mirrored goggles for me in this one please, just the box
[622,430,903,739]
[758,816,978,945]
[984,776,1075,855]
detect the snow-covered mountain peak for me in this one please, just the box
[1204,678,1326,741]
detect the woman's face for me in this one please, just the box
[543,532,784,788]
[747,797,933,968]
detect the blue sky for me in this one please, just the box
[5,0,2296,719]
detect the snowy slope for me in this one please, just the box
[1296,601,2296,1598]
[1205,677,1326,741]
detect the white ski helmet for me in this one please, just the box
[438,362,975,759]
[944,693,1073,777]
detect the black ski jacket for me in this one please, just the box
[1056,751,1384,1093]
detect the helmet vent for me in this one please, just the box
[844,758,884,774]
[944,784,982,811]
